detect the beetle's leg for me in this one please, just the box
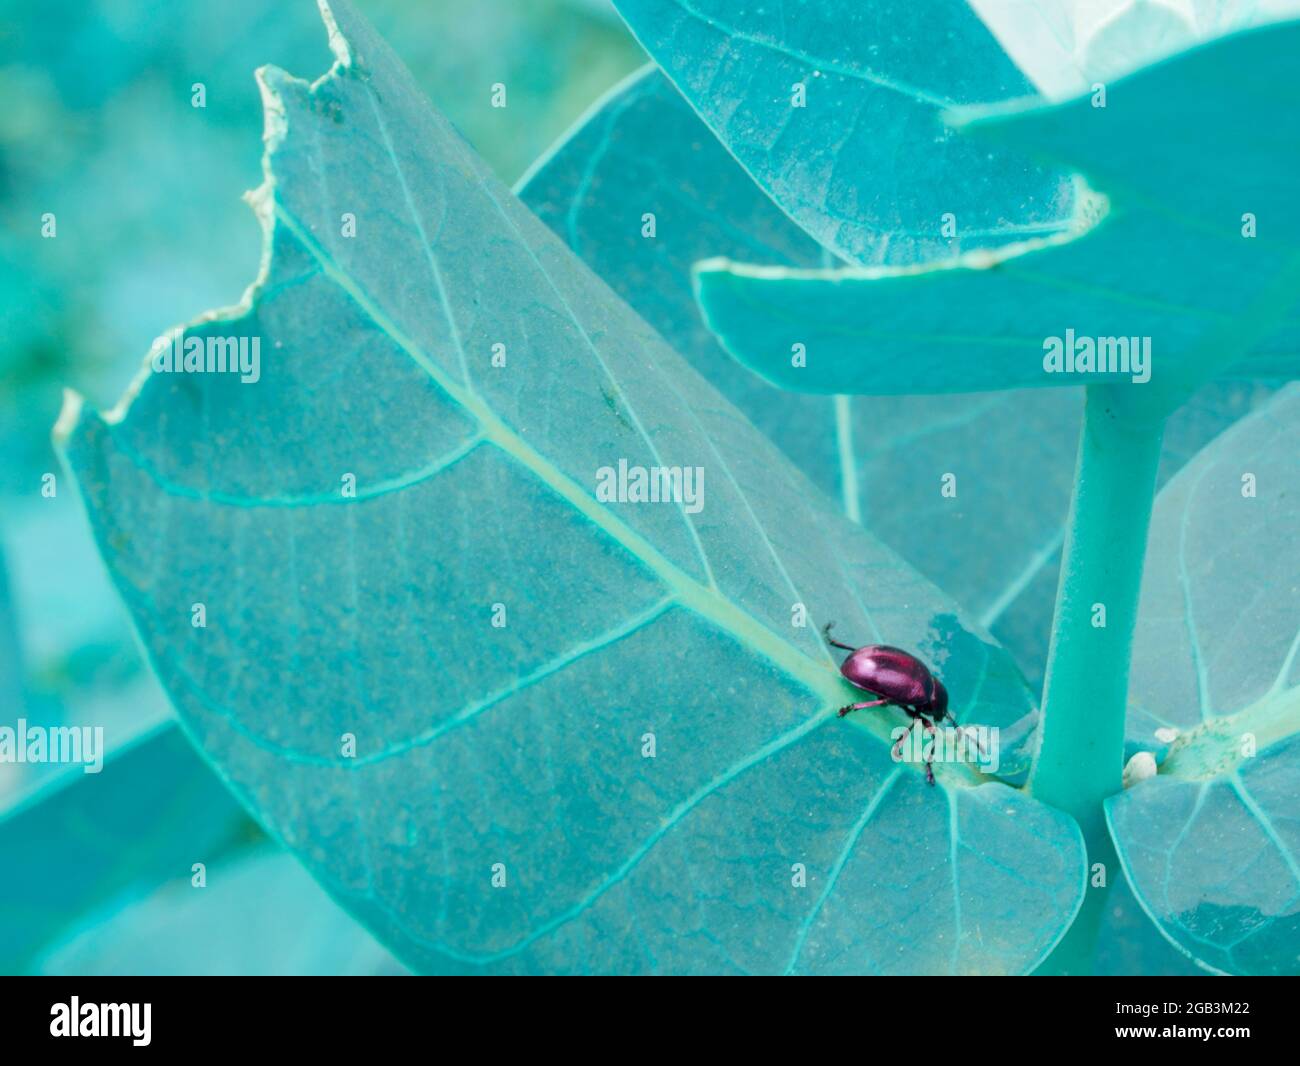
[822,621,858,653]
[921,719,939,786]
[838,698,888,718]
[890,716,918,756]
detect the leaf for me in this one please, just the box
[608,0,1076,265]
[695,21,1300,416]
[1106,384,1300,975]
[518,65,1277,691]
[38,845,406,976]
[969,0,1300,100]
[1088,873,1207,976]
[969,0,1196,100]
[0,720,249,973]
[56,0,1084,974]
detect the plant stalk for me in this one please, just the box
[1030,384,1164,973]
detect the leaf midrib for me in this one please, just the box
[1158,683,1300,781]
[269,202,845,711]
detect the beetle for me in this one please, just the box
[823,621,960,785]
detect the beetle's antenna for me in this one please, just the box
[822,621,857,652]
[948,715,989,758]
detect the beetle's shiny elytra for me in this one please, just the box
[824,622,956,785]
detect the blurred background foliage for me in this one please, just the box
[0,0,643,805]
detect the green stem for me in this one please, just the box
[1030,385,1164,973]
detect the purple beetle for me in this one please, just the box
[824,622,959,785]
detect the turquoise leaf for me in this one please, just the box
[38,844,405,976]
[518,65,1276,689]
[56,0,1084,974]
[1107,384,1300,975]
[1086,874,1206,977]
[608,0,1076,265]
[695,21,1300,417]
[965,0,1300,99]
[0,720,249,973]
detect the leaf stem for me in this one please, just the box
[1030,385,1164,970]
